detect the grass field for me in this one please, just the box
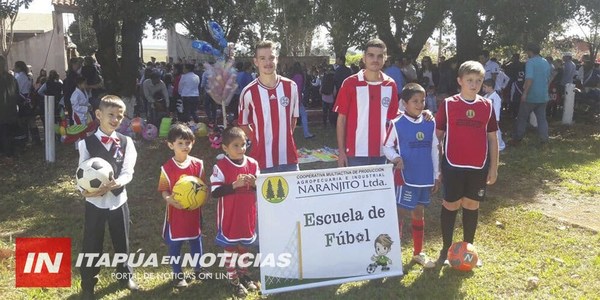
[1,111,599,299]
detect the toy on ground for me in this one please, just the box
[447,242,479,271]
[76,157,114,193]
[171,176,209,210]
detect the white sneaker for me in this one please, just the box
[412,253,436,268]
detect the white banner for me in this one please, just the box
[257,164,402,294]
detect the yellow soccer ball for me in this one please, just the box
[172,176,208,210]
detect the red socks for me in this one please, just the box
[412,219,424,256]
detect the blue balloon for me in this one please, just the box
[211,48,222,57]
[192,40,215,55]
[218,37,227,49]
[209,21,225,42]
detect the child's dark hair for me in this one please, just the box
[400,83,426,102]
[483,79,495,88]
[98,95,125,111]
[167,124,195,143]
[221,126,247,146]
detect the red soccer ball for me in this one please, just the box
[447,242,478,271]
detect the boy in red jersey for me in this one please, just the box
[157,124,205,287]
[334,38,399,167]
[238,40,299,173]
[434,61,499,266]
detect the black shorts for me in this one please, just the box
[441,157,488,202]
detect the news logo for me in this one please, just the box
[15,238,71,287]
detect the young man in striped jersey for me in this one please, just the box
[334,38,400,167]
[238,40,300,173]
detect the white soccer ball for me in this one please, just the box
[75,157,114,193]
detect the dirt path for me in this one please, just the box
[527,188,600,233]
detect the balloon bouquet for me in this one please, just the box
[115,117,158,141]
[191,21,238,149]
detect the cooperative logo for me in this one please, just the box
[15,238,71,287]
[466,109,475,118]
[262,176,289,203]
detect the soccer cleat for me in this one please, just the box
[172,273,188,288]
[412,253,436,269]
[436,249,449,266]
[240,274,258,291]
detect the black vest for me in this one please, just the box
[85,132,128,196]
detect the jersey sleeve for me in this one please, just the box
[382,121,400,161]
[333,79,352,115]
[487,107,499,132]
[210,164,225,192]
[238,89,252,126]
[157,167,171,192]
[431,122,440,178]
[435,100,447,131]
[290,81,300,118]
[386,84,400,121]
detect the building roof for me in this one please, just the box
[51,0,77,7]
[52,0,78,13]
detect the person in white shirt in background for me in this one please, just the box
[479,50,500,83]
[178,63,200,123]
[483,79,505,151]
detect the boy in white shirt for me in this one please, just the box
[483,79,505,151]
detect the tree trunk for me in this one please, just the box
[404,2,447,59]
[120,18,144,97]
[92,14,119,95]
[451,1,482,64]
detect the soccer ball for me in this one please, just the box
[76,157,114,193]
[447,242,479,271]
[172,176,208,210]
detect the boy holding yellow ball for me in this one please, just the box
[157,124,206,287]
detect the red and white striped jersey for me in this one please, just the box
[334,70,399,157]
[238,75,300,169]
[435,94,498,169]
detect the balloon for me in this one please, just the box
[142,124,158,140]
[192,40,216,55]
[118,117,131,134]
[208,21,225,42]
[195,122,208,137]
[130,117,145,133]
[218,37,227,49]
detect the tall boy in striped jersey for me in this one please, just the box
[334,38,399,167]
[434,61,499,266]
[238,40,300,173]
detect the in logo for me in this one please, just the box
[381,97,391,108]
[262,176,289,203]
[15,237,71,287]
[279,96,290,107]
[415,131,425,141]
[466,109,475,118]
